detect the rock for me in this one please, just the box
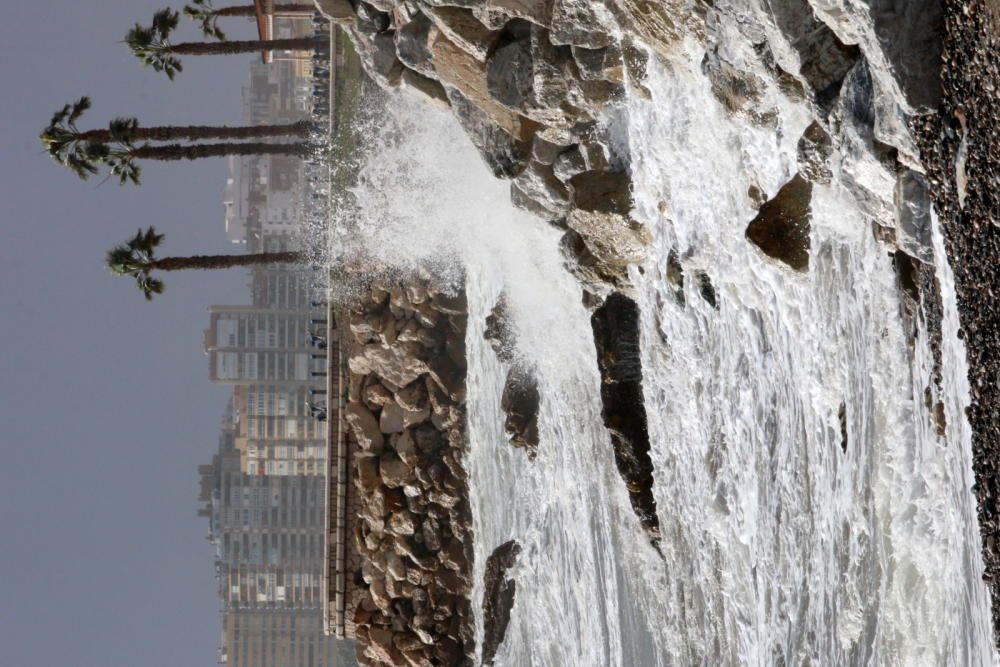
[395,12,438,79]
[350,28,404,87]
[353,342,429,387]
[482,540,521,665]
[365,382,396,408]
[611,0,685,57]
[347,403,386,453]
[431,291,468,315]
[400,68,451,110]
[447,89,535,178]
[592,293,660,540]
[358,455,381,491]
[701,47,766,115]
[427,356,467,402]
[366,626,396,662]
[396,429,421,468]
[766,0,860,105]
[745,174,812,272]
[389,510,417,536]
[869,0,943,111]
[512,160,571,217]
[484,0,550,26]
[380,402,407,434]
[549,0,615,48]
[559,228,632,297]
[486,34,536,111]
[381,454,414,488]
[567,169,631,214]
[484,293,517,363]
[501,367,540,458]
[571,44,624,83]
[313,0,356,23]
[552,145,587,183]
[371,581,392,613]
[429,30,538,141]
[396,380,430,411]
[894,169,934,264]
[423,5,499,62]
[566,208,647,267]
[531,136,567,165]
[797,121,833,184]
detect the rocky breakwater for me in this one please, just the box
[344,278,475,666]
[314,0,657,299]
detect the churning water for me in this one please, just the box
[324,27,996,667]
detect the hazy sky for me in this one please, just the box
[1,2,269,664]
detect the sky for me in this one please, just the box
[0,2,267,665]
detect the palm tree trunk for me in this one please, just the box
[213,4,314,16]
[151,252,302,271]
[77,120,312,144]
[130,141,310,161]
[169,37,315,56]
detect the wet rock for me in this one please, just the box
[396,12,438,78]
[447,89,534,178]
[314,0,356,23]
[486,32,536,111]
[400,68,451,110]
[430,29,537,142]
[483,0,550,26]
[701,48,765,114]
[482,540,521,665]
[797,121,833,184]
[559,228,632,298]
[838,402,848,453]
[894,169,934,264]
[610,0,685,57]
[572,44,624,83]
[766,0,861,106]
[349,28,404,87]
[745,174,812,272]
[550,0,615,49]
[591,293,660,540]
[423,5,499,62]
[501,367,540,459]
[484,293,516,363]
[512,160,571,218]
[697,271,717,309]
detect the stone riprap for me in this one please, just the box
[343,278,474,667]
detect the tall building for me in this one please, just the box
[199,408,353,666]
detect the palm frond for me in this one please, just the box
[126,10,183,79]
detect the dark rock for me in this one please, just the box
[484,292,517,363]
[501,366,540,459]
[797,121,833,184]
[396,12,438,79]
[745,174,812,272]
[591,293,660,540]
[447,89,534,178]
[482,540,521,665]
[486,34,535,111]
[766,0,861,107]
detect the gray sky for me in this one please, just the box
[1,2,266,664]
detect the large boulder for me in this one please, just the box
[745,174,812,272]
[423,5,499,62]
[429,30,538,141]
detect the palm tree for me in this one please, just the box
[107,227,303,300]
[126,8,314,78]
[184,0,314,40]
[41,97,312,184]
